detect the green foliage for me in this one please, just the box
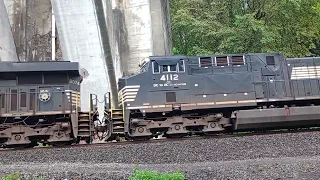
[128,167,185,180]
[170,0,320,57]
[0,173,20,180]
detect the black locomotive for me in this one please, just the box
[107,52,320,140]
[2,52,320,148]
[0,61,96,148]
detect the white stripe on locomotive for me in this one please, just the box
[290,66,320,80]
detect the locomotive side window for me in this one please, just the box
[179,60,185,72]
[199,57,212,67]
[152,62,160,74]
[266,56,275,65]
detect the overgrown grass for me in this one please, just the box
[3,169,185,180]
[0,173,20,180]
[128,167,185,180]
[1,173,44,180]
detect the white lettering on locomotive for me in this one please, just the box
[153,82,186,87]
[160,74,179,81]
[69,79,80,85]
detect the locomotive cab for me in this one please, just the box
[117,56,188,112]
[118,53,291,113]
[150,56,187,90]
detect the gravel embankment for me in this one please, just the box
[0,131,319,179]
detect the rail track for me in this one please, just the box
[1,127,320,152]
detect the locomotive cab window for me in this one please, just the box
[152,61,160,74]
[178,60,185,72]
[153,60,185,74]
[162,65,177,72]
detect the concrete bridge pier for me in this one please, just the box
[0,0,18,61]
[113,0,173,76]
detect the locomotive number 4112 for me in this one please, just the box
[160,74,179,81]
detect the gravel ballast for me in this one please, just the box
[0,131,319,179]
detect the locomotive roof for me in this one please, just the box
[0,61,80,73]
[148,53,282,65]
[149,52,282,59]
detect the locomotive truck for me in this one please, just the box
[1,52,320,148]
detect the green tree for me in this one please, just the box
[170,0,320,57]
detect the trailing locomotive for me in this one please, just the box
[106,52,320,141]
[0,61,97,148]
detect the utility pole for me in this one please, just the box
[92,0,119,108]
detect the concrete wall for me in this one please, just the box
[4,0,61,61]
[51,0,122,115]
[150,0,173,56]
[0,0,18,61]
[113,0,173,76]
